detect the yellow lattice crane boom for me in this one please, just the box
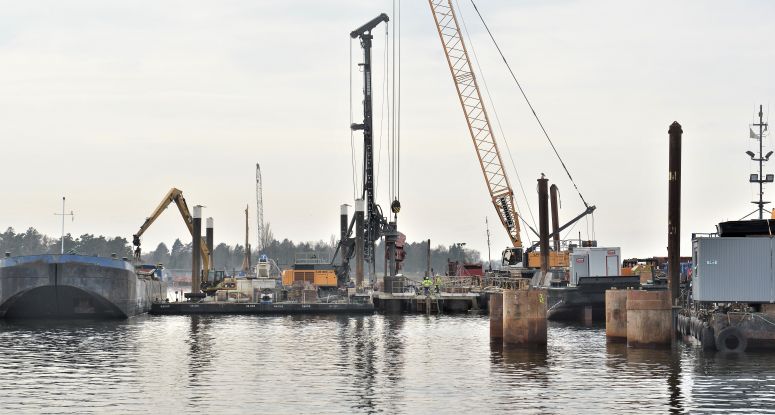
[428,0,522,253]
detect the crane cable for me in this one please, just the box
[375,23,389,200]
[469,0,590,209]
[394,0,402,205]
[349,37,359,200]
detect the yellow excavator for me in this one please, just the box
[132,188,211,273]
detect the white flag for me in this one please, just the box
[750,128,758,139]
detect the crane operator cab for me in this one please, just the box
[502,247,524,267]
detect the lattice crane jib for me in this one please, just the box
[429,0,521,248]
[256,163,264,252]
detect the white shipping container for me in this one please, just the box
[569,247,621,285]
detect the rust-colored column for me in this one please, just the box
[355,199,364,288]
[626,290,672,348]
[605,289,628,341]
[538,175,550,274]
[668,122,682,305]
[503,288,547,347]
[340,204,348,245]
[426,239,431,278]
[205,217,214,273]
[489,292,504,339]
[191,206,202,294]
[550,184,560,252]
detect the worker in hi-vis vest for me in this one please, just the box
[434,275,443,293]
[421,275,433,295]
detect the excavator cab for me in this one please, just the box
[501,247,524,267]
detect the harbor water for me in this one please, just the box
[1,314,774,414]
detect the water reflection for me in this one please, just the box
[3,316,775,413]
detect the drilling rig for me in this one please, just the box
[333,13,405,290]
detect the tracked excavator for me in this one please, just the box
[132,188,212,279]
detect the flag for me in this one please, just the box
[751,128,759,139]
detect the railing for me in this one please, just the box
[293,252,330,265]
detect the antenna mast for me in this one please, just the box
[486,217,492,271]
[54,196,75,255]
[749,105,771,219]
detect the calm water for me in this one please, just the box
[1,314,775,414]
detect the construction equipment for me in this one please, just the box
[256,163,264,252]
[283,253,338,289]
[428,0,595,267]
[132,188,211,273]
[241,205,251,273]
[428,1,522,264]
[335,12,405,287]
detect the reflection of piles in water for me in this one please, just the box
[287,281,318,303]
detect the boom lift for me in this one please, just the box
[428,0,594,267]
[132,188,211,273]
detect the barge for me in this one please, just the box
[0,254,166,319]
[150,301,374,315]
[679,220,775,352]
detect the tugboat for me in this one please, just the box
[0,254,167,319]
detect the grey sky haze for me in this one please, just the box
[1,0,774,262]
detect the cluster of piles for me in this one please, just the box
[605,289,673,348]
[489,287,548,347]
[488,287,674,349]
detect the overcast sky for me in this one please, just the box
[1,0,774,262]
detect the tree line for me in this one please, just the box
[0,226,483,276]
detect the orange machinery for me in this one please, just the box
[281,253,337,288]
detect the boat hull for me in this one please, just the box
[0,255,166,319]
[546,276,640,322]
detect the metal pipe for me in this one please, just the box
[538,175,550,274]
[668,122,683,305]
[192,205,202,294]
[340,204,349,244]
[206,217,214,273]
[550,184,560,252]
[355,199,365,288]
[426,238,432,278]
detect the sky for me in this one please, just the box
[1,0,774,261]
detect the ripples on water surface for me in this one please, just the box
[1,314,775,414]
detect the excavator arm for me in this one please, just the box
[133,188,211,272]
[428,0,521,249]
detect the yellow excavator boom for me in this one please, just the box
[133,188,211,272]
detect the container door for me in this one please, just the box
[606,255,620,276]
[571,255,589,285]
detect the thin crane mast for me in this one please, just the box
[256,163,264,252]
[428,0,521,248]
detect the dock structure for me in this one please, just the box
[373,291,481,314]
[151,301,374,315]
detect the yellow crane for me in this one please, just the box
[428,0,523,263]
[132,188,211,273]
[429,1,596,268]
